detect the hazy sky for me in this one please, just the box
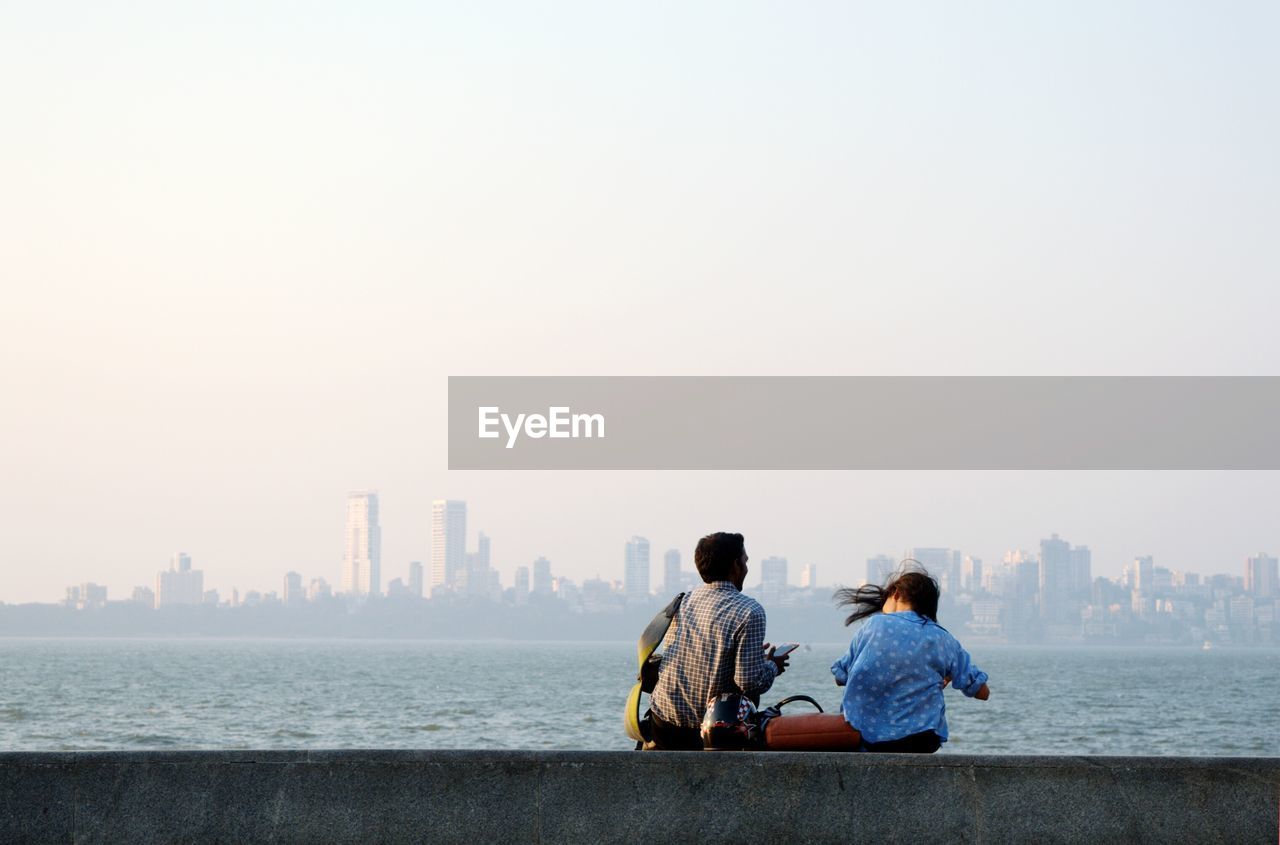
[3,2,1278,602]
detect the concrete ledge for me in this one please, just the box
[2,751,1278,843]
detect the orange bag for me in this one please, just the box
[763,713,861,751]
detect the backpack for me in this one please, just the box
[623,592,683,745]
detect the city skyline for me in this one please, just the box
[30,487,1280,648]
[9,476,1278,606]
[32,528,1280,649]
[25,493,1280,614]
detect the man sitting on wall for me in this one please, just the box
[648,532,789,749]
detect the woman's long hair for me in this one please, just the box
[835,562,940,625]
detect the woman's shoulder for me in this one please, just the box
[861,612,894,630]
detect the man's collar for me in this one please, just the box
[706,581,739,592]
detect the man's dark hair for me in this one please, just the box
[694,532,745,582]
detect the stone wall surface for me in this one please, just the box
[2,751,1278,843]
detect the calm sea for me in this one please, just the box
[1,639,1276,755]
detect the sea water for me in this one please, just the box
[0,639,1276,755]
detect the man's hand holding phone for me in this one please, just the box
[764,641,798,675]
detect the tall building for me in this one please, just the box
[800,563,818,590]
[65,583,107,610]
[662,549,682,595]
[1038,535,1070,621]
[1070,546,1092,594]
[531,557,552,595]
[464,531,491,595]
[1001,549,1040,639]
[156,552,204,608]
[283,571,304,605]
[624,537,651,601]
[761,556,788,593]
[1125,556,1155,593]
[431,500,467,590]
[409,561,424,598]
[514,565,531,597]
[909,548,962,592]
[307,577,332,601]
[961,556,983,593]
[1245,553,1278,598]
[866,555,896,586]
[1038,534,1091,627]
[342,491,381,597]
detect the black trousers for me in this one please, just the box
[862,730,942,754]
[646,711,704,750]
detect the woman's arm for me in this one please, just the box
[945,635,990,698]
[830,622,870,686]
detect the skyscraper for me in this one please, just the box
[799,563,817,589]
[283,571,304,605]
[531,557,552,595]
[1126,556,1155,593]
[1070,546,1092,594]
[1003,549,1041,639]
[342,491,381,597]
[431,500,467,590]
[760,556,788,605]
[624,537,650,601]
[464,531,491,595]
[866,555,896,586]
[1038,534,1071,622]
[65,583,107,610]
[307,577,332,601]
[1245,553,1278,598]
[662,549,682,595]
[962,556,983,593]
[156,552,204,608]
[1038,534,1090,626]
[909,548,962,592]
[409,561,424,598]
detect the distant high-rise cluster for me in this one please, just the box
[65,583,107,610]
[47,505,1280,649]
[853,537,1278,646]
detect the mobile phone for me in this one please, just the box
[770,643,799,658]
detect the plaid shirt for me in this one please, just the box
[650,581,779,729]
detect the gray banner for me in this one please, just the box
[447,377,1280,469]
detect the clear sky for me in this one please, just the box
[2,2,1278,602]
